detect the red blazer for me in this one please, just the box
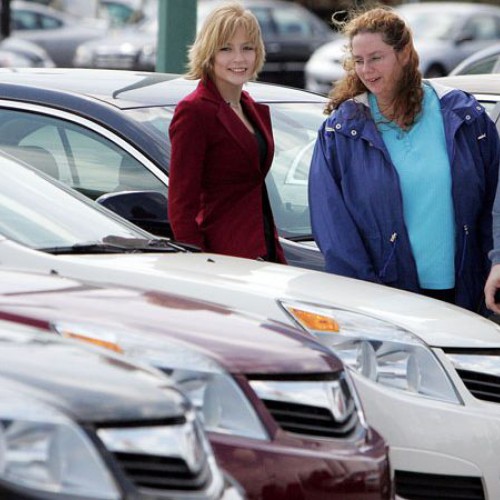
[168,78,286,263]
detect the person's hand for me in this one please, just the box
[485,264,500,313]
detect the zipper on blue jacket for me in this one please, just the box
[379,232,398,281]
[458,224,469,276]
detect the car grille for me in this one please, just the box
[94,54,137,69]
[96,414,218,495]
[442,350,500,404]
[112,452,211,491]
[261,397,358,438]
[395,470,485,500]
[456,369,500,403]
[249,373,361,439]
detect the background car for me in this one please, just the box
[3,145,500,499]
[305,1,500,94]
[0,36,55,67]
[99,0,148,27]
[7,0,108,67]
[74,0,335,88]
[0,67,327,270]
[432,73,500,117]
[450,42,500,75]
[0,267,391,500]
[0,315,232,500]
[74,5,157,71]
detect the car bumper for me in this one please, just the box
[350,354,500,500]
[209,430,392,500]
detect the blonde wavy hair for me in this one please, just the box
[185,1,265,81]
[326,7,423,128]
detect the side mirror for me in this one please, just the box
[96,190,172,238]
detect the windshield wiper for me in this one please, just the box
[39,241,140,255]
[103,235,201,253]
[39,236,201,255]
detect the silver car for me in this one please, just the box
[305,1,500,94]
[9,0,107,67]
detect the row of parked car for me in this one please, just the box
[0,66,499,499]
[1,1,500,499]
[6,0,500,91]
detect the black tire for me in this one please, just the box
[425,64,447,78]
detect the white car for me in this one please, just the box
[305,1,500,94]
[2,149,500,498]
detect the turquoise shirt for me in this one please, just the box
[369,84,455,289]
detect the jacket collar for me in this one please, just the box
[197,78,274,171]
[330,80,486,141]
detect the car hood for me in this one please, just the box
[43,251,500,349]
[0,325,188,424]
[0,269,342,375]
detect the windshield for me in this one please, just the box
[0,155,149,250]
[397,9,461,41]
[125,101,326,240]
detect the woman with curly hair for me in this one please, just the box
[309,7,500,312]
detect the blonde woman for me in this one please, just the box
[168,2,286,263]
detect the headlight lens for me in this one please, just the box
[73,45,93,66]
[280,301,460,404]
[54,322,268,440]
[0,387,119,499]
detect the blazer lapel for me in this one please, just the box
[241,93,274,172]
[200,79,272,170]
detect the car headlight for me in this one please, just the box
[138,44,156,67]
[53,322,269,441]
[73,45,94,67]
[280,301,461,404]
[0,387,119,499]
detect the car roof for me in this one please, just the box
[0,68,326,109]
[397,1,500,13]
[431,74,500,95]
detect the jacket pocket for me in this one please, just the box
[367,232,398,284]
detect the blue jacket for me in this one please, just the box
[309,81,500,313]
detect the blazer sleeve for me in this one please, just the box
[168,99,207,249]
[309,122,379,281]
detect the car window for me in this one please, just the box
[265,103,324,238]
[249,7,275,36]
[0,154,146,250]
[13,10,62,30]
[459,55,500,75]
[463,15,500,41]
[125,101,325,239]
[398,10,461,41]
[0,109,166,200]
[272,7,312,37]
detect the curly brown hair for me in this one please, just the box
[325,7,423,128]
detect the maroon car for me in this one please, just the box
[0,268,392,499]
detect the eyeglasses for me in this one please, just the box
[352,51,394,69]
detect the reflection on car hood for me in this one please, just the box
[50,251,500,349]
[0,325,185,423]
[0,269,342,375]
